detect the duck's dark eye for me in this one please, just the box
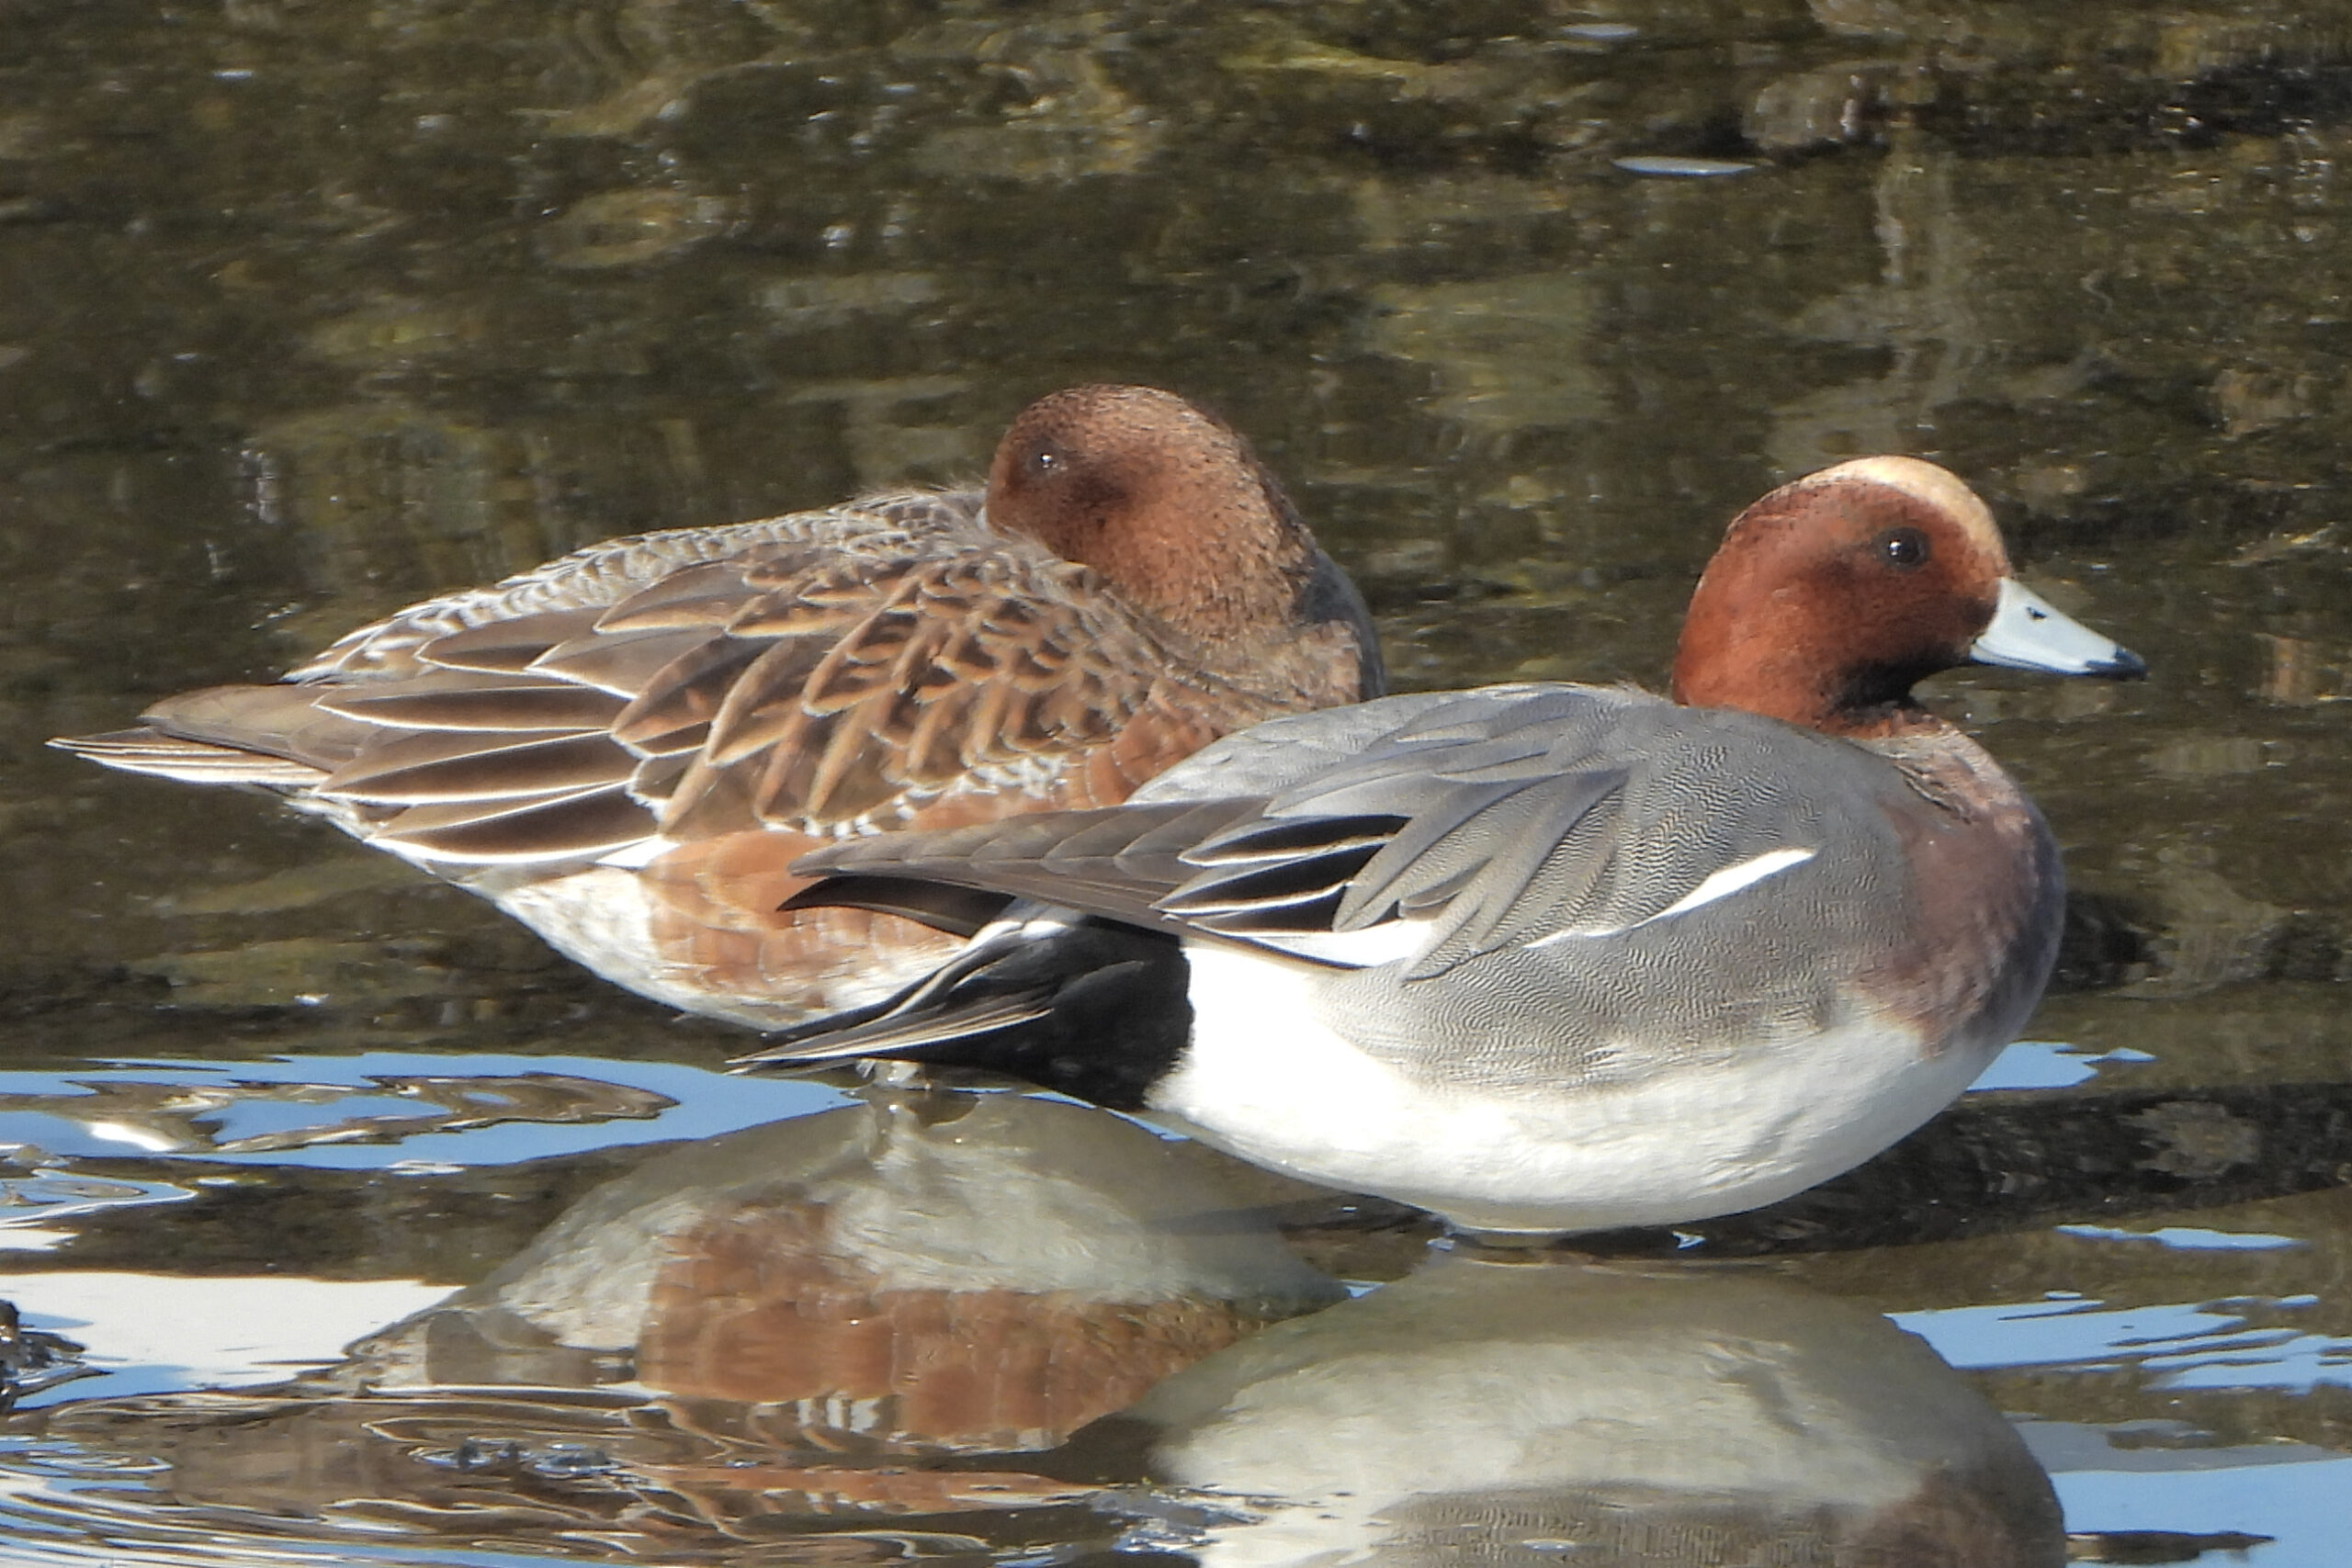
[1023,441,1066,481]
[1874,526,1930,570]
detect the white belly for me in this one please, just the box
[1148,943,1986,1235]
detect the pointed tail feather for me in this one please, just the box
[48,728,327,788]
[51,683,371,786]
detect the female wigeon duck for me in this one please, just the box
[741,457,2145,1236]
[51,385,1385,1029]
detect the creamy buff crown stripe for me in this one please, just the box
[1812,455,2006,558]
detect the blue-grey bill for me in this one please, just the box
[1972,578,2147,679]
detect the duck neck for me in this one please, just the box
[1125,465,1316,654]
[1021,461,1312,662]
[1669,590,1954,739]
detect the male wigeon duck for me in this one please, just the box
[740,457,2145,1236]
[51,385,1385,1029]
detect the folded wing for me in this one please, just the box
[53,497,1283,873]
[789,685,1865,979]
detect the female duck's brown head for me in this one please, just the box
[1670,456,2143,737]
[986,384,1383,699]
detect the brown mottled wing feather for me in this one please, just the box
[281,507,952,681]
[639,554,1274,838]
[61,498,1288,875]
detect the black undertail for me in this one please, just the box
[742,919,1194,1113]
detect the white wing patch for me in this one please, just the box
[595,835,675,870]
[1216,846,1818,966]
[1532,846,1818,946]
[1642,845,1819,922]
[1229,919,1437,969]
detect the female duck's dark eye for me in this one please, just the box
[1874,526,1930,570]
[1023,441,1066,480]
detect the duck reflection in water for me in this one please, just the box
[6,1087,2064,1567]
[349,1089,1344,1470]
[10,1089,1340,1549]
[1094,1249,2065,1568]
